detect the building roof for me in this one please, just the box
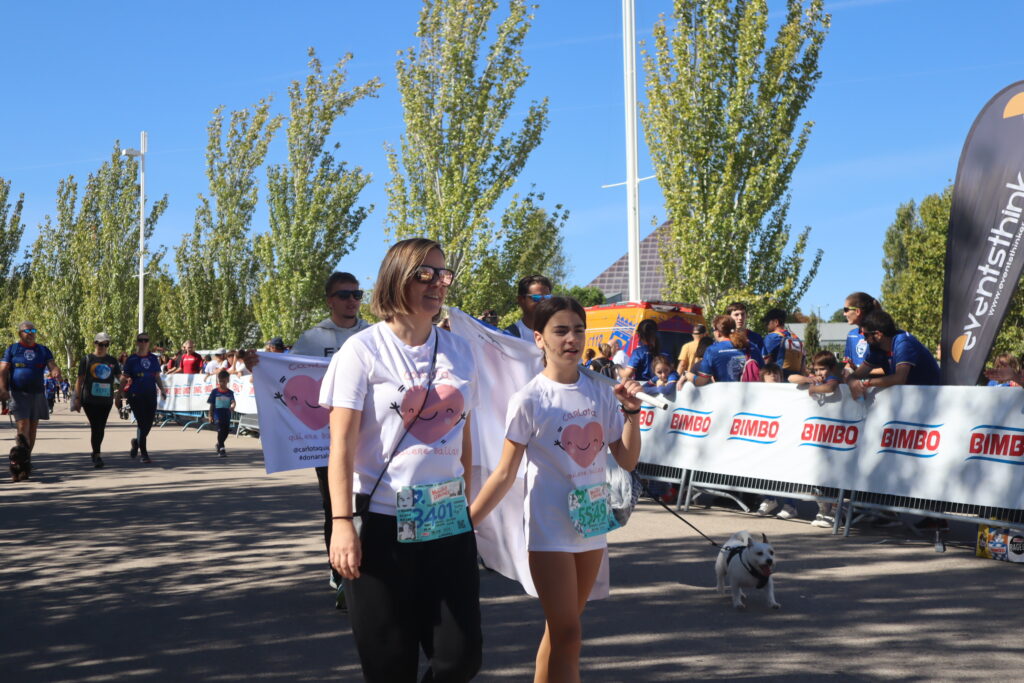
[586,221,672,302]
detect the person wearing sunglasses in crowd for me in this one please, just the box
[0,322,62,464]
[841,292,880,375]
[119,333,167,464]
[322,238,481,682]
[505,274,553,339]
[72,332,122,468]
[246,271,371,610]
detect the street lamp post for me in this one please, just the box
[121,131,147,334]
[621,0,640,303]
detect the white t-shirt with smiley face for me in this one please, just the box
[319,323,477,516]
[505,371,625,552]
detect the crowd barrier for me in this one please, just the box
[637,382,1024,533]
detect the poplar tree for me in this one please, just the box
[0,178,26,324]
[170,100,282,348]
[641,0,828,316]
[253,50,381,343]
[385,0,565,311]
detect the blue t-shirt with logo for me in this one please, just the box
[628,344,657,382]
[744,329,764,353]
[207,388,235,425]
[123,353,162,395]
[844,328,869,368]
[3,342,54,393]
[863,331,941,386]
[697,340,764,382]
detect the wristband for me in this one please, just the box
[621,406,642,415]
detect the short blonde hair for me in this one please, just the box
[371,238,445,321]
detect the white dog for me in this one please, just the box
[714,530,780,609]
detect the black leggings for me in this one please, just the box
[82,402,112,454]
[127,392,156,454]
[345,512,482,683]
[216,422,230,450]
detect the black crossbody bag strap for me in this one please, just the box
[355,330,439,518]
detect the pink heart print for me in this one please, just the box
[282,375,329,430]
[399,384,465,444]
[560,421,605,468]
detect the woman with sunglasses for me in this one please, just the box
[119,333,167,463]
[72,332,122,468]
[841,292,879,375]
[321,238,481,682]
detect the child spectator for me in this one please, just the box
[760,363,783,383]
[754,362,799,520]
[986,353,1021,387]
[645,354,679,394]
[788,351,842,396]
[207,370,235,457]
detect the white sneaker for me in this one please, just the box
[810,513,834,528]
[776,504,798,520]
[756,499,778,516]
[329,572,338,591]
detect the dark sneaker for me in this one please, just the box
[92,454,104,469]
[335,584,347,612]
[130,438,139,459]
[140,453,151,464]
[218,448,227,458]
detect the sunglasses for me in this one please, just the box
[528,294,553,302]
[97,342,110,347]
[20,328,38,334]
[412,265,454,286]
[843,307,860,313]
[137,338,150,343]
[329,289,364,301]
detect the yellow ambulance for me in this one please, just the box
[584,301,706,361]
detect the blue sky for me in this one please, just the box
[2,0,1023,319]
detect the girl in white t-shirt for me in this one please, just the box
[470,296,642,683]
[320,238,481,683]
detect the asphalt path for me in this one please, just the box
[2,407,1023,681]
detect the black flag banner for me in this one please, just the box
[942,81,1024,385]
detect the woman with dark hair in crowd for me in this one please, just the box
[842,292,879,374]
[471,295,642,682]
[623,318,661,382]
[321,237,481,682]
[692,315,764,385]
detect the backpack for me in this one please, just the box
[589,357,618,380]
[740,354,761,382]
[774,329,805,373]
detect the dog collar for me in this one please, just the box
[726,545,770,589]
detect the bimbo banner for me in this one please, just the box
[639,382,1024,510]
[943,81,1024,384]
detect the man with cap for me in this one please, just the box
[266,337,286,353]
[247,271,369,609]
[73,332,122,468]
[0,322,62,464]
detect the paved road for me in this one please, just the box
[2,407,1023,681]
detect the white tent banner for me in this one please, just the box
[251,352,331,474]
[158,373,257,414]
[639,382,1024,510]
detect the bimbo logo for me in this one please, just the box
[727,412,780,445]
[799,417,862,452]
[668,407,712,439]
[878,420,943,458]
[638,407,655,433]
[965,424,1024,466]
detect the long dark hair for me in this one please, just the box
[636,319,660,357]
[533,296,587,336]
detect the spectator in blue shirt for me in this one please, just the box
[847,309,940,399]
[623,319,661,383]
[726,302,763,352]
[693,315,764,384]
[0,321,62,457]
[841,292,880,374]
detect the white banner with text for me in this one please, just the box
[157,373,257,414]
[639,382,1024,510]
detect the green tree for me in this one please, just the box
[880,188,950,350]
[385,0,564,312]
[15,148,167,368]
[640,0,828,317]
[555,285,605,308]
[829,307,846,323]
[253,50,382,343]
[170,100,282,348]
[0,178,26,327]
[803,311,821,357]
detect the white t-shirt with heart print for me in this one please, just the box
[319,323,477,516]
[505,371,625,552]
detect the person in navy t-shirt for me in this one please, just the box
[693,315,764,385]
[726,301,763,352]
[0,321,62,456]
[119,333,167,463]
[207,370,236,457]
[624,318,662,383]
[840,292,880,373]
[847,309,940,399]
